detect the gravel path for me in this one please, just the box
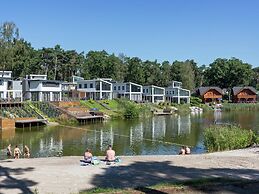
[0,148,259,194]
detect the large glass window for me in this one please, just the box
[154,88,164,94]
[42,82,59,87]
[131,84,141,92]
[102,82,111,91]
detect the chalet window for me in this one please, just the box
[146,89,148,93]
[166,91,168,94]
[0,80,3,86]
[42,82,59,87]
[143,89,145,93]
[114,86,116,90]
[172,91,175,95]
[79,84,82,89]
[118,86,121,90]
[122,86,125,90]
[170,91,172,94]
[84,84,87,88]
[90,83,93,88]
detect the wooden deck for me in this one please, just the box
[15,118,47,128]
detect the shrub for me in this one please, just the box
[204,125,255,152]
[123,102,140,119]
[190,97,203,106]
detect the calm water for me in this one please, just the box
[1,111,259,159]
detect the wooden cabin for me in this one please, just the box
[196,87,223,103]
[232,87,257,103]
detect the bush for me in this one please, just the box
[123,102,140,119]
[190,97,203,106]
[204,125,255,152]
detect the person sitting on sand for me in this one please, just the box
[179,146,186,155]
[84,149,93,162]
[185,146,191,155]
[14,145,22,159]
[7,144,12,158]
[105,145,116,161]
[24,145,30,158]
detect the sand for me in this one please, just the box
[0,147,259,194]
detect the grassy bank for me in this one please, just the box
[204,125,257,152]
[222,103,259,111]
[83,178,259,194]
[81,99,152,119]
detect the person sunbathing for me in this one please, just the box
[24,145,30,158]
[7,144,12,158]
[179,146,186,155]
[14,145,22,159]
[105,145,116,162]
[84,149,93,162]
[185,146,191,154]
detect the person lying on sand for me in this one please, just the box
[84,149,93,163]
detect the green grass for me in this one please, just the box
[81,178,259,194]
[204,125,256,152]
[222,103,259,111]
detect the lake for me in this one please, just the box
[1,111,259,159]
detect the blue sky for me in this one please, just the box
[1,0,258,66]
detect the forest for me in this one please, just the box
[1,21,259,91]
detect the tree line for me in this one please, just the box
[1,21,258,90]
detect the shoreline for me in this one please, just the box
[1,147,259,194]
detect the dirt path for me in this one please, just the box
[0,148,259,194]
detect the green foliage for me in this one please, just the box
[190,96,203,106]
[204,58,253,89]
[222,103,259,111]
[204,125,255,152]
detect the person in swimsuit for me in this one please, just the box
[7,144,12,158]
[185,146,191,155]
[84,149,93,162]
[179,146,186,155]
[14,145,22,159]
[24,145,30,158]
[105,145,116,162]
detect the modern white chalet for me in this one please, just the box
[22,75,62,102]
[0,71,22,101]
[143,85,165,103]
[113,82,143,101]
[165,81,190,104]
[76,78,113,100]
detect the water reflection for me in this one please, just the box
[1,111,259,159]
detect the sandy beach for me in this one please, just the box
[1,147,259,194]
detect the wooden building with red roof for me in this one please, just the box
[196,87,223,103]
[232,87,257,103]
